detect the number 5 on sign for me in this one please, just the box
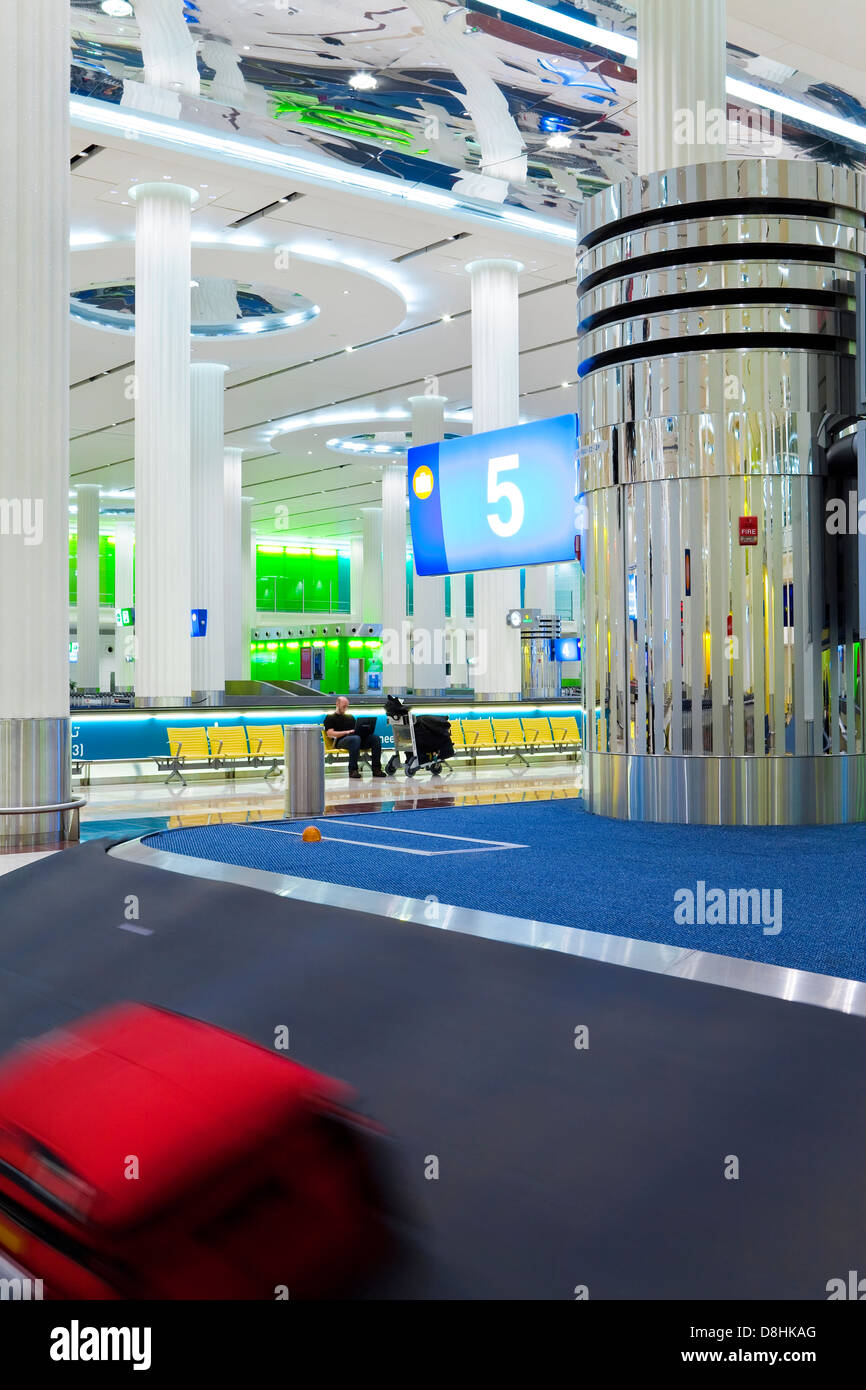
[487,454,524,538]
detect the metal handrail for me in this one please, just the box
[0,799,87,815]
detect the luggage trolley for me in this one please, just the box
[384,696,453,778]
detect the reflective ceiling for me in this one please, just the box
[69,0,866,234]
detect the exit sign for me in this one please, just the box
[739,516,758,546]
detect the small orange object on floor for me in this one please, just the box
[301,826,323,843]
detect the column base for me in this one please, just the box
[0,718,76,851]
[585,752,866,826]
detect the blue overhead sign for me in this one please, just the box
[408,414,579,576]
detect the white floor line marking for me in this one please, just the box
[245,824,527,856]
[297,819,527,849]
[425,846,530,856]
[116,923,154,936]
[251,826,435,855]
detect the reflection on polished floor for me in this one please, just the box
[0,851,58,879]
[78,760,582,834]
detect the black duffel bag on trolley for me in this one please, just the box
[413,715,454,761]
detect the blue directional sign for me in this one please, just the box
[408,414,579,576]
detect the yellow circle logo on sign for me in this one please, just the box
[412,465,434,500]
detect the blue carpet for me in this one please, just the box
[144,801,866,981]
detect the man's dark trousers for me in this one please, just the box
[342,732,383,773]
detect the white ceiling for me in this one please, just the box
[68,0,865,545]
[69,120,577,542]
[726,0,866,104]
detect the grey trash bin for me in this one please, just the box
[284,724,325,819]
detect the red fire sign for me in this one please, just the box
[739,515,758,546]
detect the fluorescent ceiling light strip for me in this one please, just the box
[484,0,637,58]
[491,4,866,150]
[727,76,866,150]
[69,96,574,245]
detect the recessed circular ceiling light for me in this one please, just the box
[349,72,378,91]
[101,0,133,16]
[546,132,572,151]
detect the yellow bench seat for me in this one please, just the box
[206,726,252,764]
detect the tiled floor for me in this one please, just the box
[77,758,582,833]
[0,851,58,877]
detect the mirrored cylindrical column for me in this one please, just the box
[578,160,866,824]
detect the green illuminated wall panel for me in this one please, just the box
[250,635,382,695]
[256,547,350,613]
[69,535,116,607]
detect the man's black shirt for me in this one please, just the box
[324,713,355,735]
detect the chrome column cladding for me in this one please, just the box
[577,160,866,825]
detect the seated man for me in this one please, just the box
[323,696,386,780]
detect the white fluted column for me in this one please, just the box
[242,498,255,662]
[0,1,71,848]
[350,537,364,620]
[523,564,556,616]
[406,0,526,199]
[382,463,409,691]
[113,514,135,690]
[361,508,383,624]
[191,276,238,325]
[223,447,245,680]
[637,0,727,174]
[467,258,523,699]
[449,572,469,688]
[409,394,448,691]
[132,0,200,95]
[75,486,101,690]
[190,362,228,698]
[200,38,247,109]
[130,181,197,705]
